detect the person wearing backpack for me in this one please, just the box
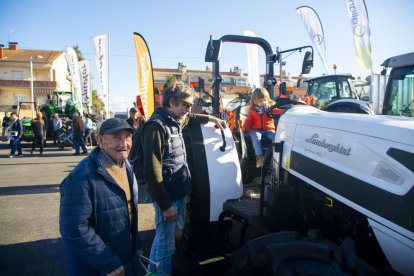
[142,81,227,275]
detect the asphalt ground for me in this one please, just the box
[0,139,270,276]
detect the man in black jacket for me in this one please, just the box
[2,112,11,142]
[72,113,87,155]
[8,112,23,158]
[31,112,45,155]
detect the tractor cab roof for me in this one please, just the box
[304,74,354,83]
[381,52,414,68]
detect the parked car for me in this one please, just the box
[114,112,128,120]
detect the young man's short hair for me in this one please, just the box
[162,81,195,108]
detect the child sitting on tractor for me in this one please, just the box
[242,87,278,167]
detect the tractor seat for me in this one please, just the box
[233,104,273,159]
[235,104,251,130]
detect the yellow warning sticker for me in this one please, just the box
[285,158,289,170]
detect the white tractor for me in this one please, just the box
[175,35,414,275]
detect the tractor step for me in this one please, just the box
[223,199,265,225]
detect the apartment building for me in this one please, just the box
[153,63,308,97]
[0,42,70,113]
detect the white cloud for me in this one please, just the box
[98,94,135,113]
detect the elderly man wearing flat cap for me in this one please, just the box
[60,118,143,276]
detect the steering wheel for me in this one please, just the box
[266,99,307,119]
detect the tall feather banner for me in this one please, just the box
[296,6,329,74]
[344,0,372,69]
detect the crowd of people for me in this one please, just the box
[59,81,227,276]
[2,81,230,275]
[1,106,148,158]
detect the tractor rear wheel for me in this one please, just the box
[42,111,52,138]
[225,230,385,276]
[60,117,68,134]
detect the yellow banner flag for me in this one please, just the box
[134,33,155,117]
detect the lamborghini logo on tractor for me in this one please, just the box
[306,134,351,156]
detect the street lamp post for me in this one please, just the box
[30,55,43,119]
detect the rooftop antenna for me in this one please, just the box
[5,29,14,42]
[11,30,19,42]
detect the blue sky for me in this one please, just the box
[1,0,413,112]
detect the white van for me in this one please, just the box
[114,112,128,120]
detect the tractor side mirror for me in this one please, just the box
[297,79,302,88]
[205,39,222,62]
[381,68,387,76]
[301,51,313,75]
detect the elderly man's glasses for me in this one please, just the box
[178,99,193,108]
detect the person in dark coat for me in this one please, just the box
[31,112,45,155]
[126,107,146,130]
[72,113,87,155]
[8,112,23,158]
[59,118,143,276]
[2,112,12,142]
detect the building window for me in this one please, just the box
[14,94,28,104]
[236,78,248,86]
[35,73,47,81]
[154,76,167,83]
[222,77,232,84]
[12,71,22,80]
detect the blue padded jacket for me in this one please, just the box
[59,147,142,276]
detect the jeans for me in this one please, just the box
[2,127,8,141]
[249,130,275,156]
[148,198,185,276]
[10,137,22,156]
[32,135,44,153]
[73,135,87,154]
[84,129,93,147]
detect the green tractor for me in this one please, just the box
[40,91,94,137]
[40,90,97,145]
[12,102,46,147]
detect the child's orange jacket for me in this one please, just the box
[243,107,279,132]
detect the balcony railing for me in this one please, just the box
[0,76,51,81]
[0,79,58,88]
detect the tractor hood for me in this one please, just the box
[21,118,33,125]
[282,106,414,147]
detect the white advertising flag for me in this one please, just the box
[66,47,83,117]
[296,6,329,74]
[243,29,260,89]
[79,60,92,113]
[344,0,372,69]
[93,33,110,116]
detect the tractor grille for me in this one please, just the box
[23,125,32,131]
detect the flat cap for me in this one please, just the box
[99,118,137,135]
[130,107,138,112]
